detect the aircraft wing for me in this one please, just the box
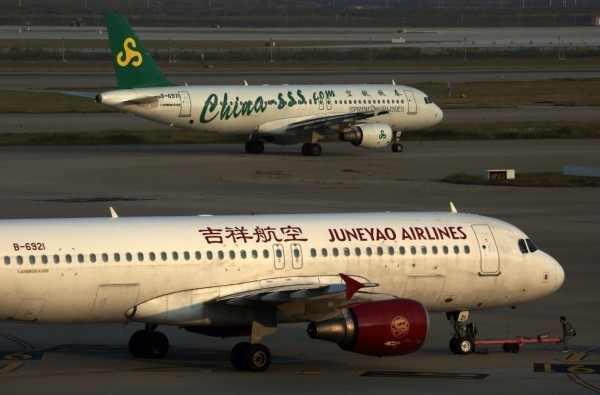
[257,108,389,138]
[129,274,389,325]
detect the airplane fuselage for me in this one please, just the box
[98,84,443,141]
[0,212,563,326]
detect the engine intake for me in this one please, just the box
[307,299,428,357]
[339,122,393,149]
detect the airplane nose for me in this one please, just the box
[555,258,565,289]
[432,104,443,125]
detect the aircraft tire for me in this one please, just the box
[245,141,264,154]
[231,341,250,371]
[458,337,474,354]
[302,143,322,157]
[146,331,170,359]
[246,344,271,372]
[128,330,148,358]
[509,343,520,353]
[391,143,403,152]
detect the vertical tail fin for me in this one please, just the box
[105,13,175,89]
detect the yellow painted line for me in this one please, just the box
[0,362,24,373]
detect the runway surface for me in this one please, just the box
[0,140,598,394]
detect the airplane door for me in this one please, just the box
[179,91,192,117]
[472,224,500,275]
[404,90,418,115]
[273,244,285,270]
[290,243,303,269]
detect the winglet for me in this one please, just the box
[339,273,366,300]
[450,202,458,213]
[109,206,119,218]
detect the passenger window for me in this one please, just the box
[241,250,247,259]
[173,252,180,261]
[453,246,459,254]
[332,248,339,257]
[310,248,317,258]
[53,255,60,264]
[65,254,72,264]
[388,246,394,255]
[42,255,48,264]
[17,256,23,265]
[102,253,109,262]
[366,247,372,256]
[355,247,361,257]
[195,251,202,260]
[263,250,269,259]
[126,253,132,262]
[207,251,213,260]
[421,246,427,255]
[218,251,224,260]
[400,246,406,255]
[464,246,470,254]
[149,252,156,261]
[443,246,449,254]
[344,247,350,257]
[276,249,283,258]
[377,247,383,256]
[29,255,35,265]
[184,251,191,261]
[229,250,235,259]
[410,246,417,255]
[114,253,120,262]
[526,239,538,253]
[161,252,168,261]
[90,254,97,263]
[518,239,528,253]
[432,246,438,255]
[78,254,84,263]
[321,248,328,257]
[251,250,258,259]
[293,248,301,258]
[137,252,144,262]
[3,256,10,265]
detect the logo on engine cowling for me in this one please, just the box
[379,130,387,140]
[390,316,409,339]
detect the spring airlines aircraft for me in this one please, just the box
[91,14,443,156]
[0,205,563,371]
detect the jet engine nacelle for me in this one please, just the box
[339,122,393,149]
[307,299,428,357]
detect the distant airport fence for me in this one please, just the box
[1,45,599,62]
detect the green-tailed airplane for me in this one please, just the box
[95,13,443,156]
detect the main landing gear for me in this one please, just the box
[245,139,264,154]
[391,131,404,153]
[447,311,475,355]
[301,142,322,157]
[230,342,272,372]
[128,324,170,359]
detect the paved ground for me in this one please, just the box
[0,140,598,394]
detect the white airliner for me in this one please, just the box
[91,14,443,156]
[0,206,563,371]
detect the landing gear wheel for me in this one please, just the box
[301,143,322,157]
[509,343,520,353]
[458,337,474,354]
[245,140,264,154]
[502,343,511,353]
[128,330,148,358]
[391,143,403,153]
[128,330,169,359]
[230,342,271,372]
[450,337,474,354]
[146,331,170,359]
[230,341,250,371]
[246,344,271,372]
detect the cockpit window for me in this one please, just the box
[424,97,432,104]
[518,239,528,253]
[526,239,538,253]
[519,238,539,254]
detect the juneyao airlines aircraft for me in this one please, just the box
[89,14,443,156]
[0,205,563,371]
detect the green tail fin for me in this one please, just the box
[105,13,175,89]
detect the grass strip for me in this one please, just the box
[443,172,600,187]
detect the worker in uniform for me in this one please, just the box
[560,316,576,352]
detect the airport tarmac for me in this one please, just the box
[0,140,598,394]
